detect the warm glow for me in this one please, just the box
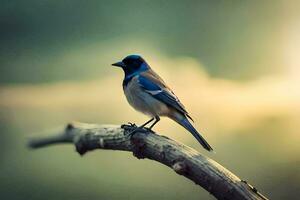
[1,55,299,139]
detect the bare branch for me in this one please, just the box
[28,122,268,200]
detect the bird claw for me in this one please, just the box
[121,122,137,129]
[121,123,140,136]
[121,122,154,138]
[124,126,150,138]
[127,122,137,127]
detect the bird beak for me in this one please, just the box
[112,61,126,68]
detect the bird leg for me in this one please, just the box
[140,117,155,128]
[148,116,160,130]
[125,116,160,136]
[126,118,154,135]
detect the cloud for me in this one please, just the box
[0,55,299,139]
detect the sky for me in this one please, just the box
[0,1,300,200]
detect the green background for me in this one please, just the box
[1,1,299,200]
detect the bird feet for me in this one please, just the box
[127,122,137,127]
[121,122,137,130]
[121,122,153,137]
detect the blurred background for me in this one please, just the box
[0,1,300,199]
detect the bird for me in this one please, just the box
[112,55,213,151]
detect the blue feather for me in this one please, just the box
[179,118,213,151]
[123,63,150,87]
[138,75,192,120]
[138,75,161,91]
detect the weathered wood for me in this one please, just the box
[28,122,268,200]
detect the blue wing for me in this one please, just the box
[138,75,193,120]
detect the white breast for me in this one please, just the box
[124,76,169,117]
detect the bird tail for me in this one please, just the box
[176,117,213,152]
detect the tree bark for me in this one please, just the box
[28,122,268,200]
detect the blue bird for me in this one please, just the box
[112,55,213,151]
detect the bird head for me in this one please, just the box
[112,55,149,75]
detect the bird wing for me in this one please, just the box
[138,71,193,121]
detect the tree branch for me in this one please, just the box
[28,122,268,200]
